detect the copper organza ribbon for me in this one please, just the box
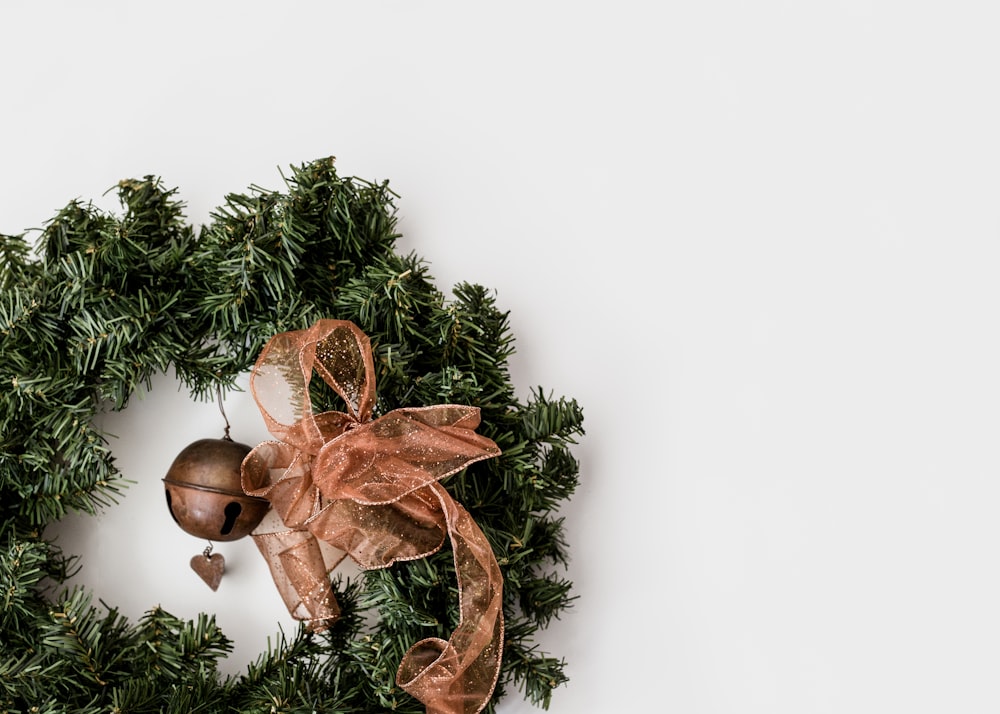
[240,319,504,714]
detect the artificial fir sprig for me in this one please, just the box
[0,158,584,712]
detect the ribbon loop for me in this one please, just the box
[242,319,504,714]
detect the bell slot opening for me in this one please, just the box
[165,490,181,525]
[220,501,243,536]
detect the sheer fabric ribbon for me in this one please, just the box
[241,319,504,714]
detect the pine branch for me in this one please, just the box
[135,607,232,682]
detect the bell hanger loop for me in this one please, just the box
[216,384,232,441]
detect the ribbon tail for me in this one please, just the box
[243,442,345,631]
[250,525,344,632]
[396,483,504,714]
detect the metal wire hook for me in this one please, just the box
[216,384,232,441]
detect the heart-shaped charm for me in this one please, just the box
[190,552,225,591]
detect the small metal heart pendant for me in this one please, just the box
[190,548,225,591]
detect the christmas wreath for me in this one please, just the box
[0,158,583,713]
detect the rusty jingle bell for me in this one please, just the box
[162,437,269,590]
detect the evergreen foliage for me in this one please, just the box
[0,158,584,712]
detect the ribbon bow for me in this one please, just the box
[241,319,504,714]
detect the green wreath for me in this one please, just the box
[0,157,583,713]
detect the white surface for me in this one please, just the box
[4,2,1000,712]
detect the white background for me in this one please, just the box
[3,2,1000,712]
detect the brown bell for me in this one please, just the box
[162,437,269,541]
